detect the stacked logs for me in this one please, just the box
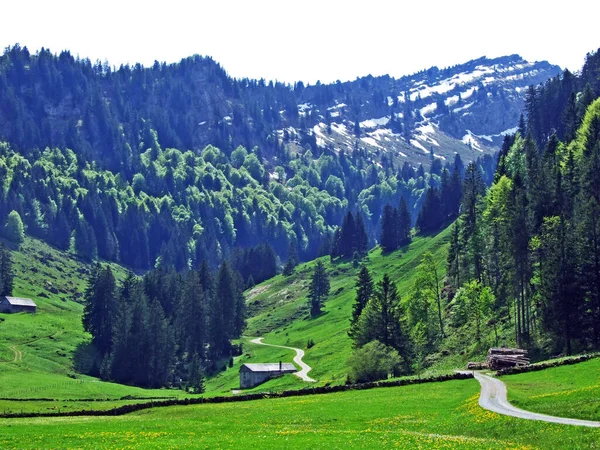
[487,348,529,370]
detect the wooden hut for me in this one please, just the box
[0,297,37,314]
[239,362,296,389]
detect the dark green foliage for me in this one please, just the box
[332,211,369,259]
[74,217,98,262]
[416,187,442,233]
[447,53,600,355]
[353,274,408,360]
[83,265,117,356]
[379,204,396,251]
[232,243,277,285]
[308,261,330,317]
[349,266,373,339]
[85,260,246,389]
[283,241,299,276]
[380,199,412,252]
[0,243,14,296]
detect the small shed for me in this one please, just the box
[239,362,296,389]
[0,297,37,314]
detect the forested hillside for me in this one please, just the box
[241,49,600,388]
[444,49,600,356]
[0,45,510,269]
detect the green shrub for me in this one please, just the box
[347,340,404,383]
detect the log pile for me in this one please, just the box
[467,362,489,370]
[487,348,529,370]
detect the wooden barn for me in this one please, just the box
[239,362,296,389]
[0,296,37,314]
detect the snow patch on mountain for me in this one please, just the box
[410,139,430,153]
[360,117,389,128]
[361,136,385,149]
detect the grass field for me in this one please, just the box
[1,376,598,449]
[503,357,600,421]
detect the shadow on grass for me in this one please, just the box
[73,340,101,377]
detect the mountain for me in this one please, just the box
[0,47,559,171]
[286,55,561,166]
[0,46,561,271]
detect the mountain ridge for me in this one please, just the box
[0,46,560,171]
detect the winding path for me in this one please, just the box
[473,371,600,428]
[249,337,315,382]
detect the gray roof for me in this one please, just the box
[3,297,37,307]
[240,363,296,373]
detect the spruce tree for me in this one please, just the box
[82,265,117,356]
[397,197,412,246]
[308,261,330,317]
[349,265,373,339]
[0,243,14,296]
[354,274,407,358]
[380,204,396,252]
[354,212,368,255]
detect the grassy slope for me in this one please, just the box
[0,237,190,412]
[503,358,600,421]
[206,228,453,394]
[1,377,599,449]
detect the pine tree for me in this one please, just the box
[308,261,330,317]
[187,352,205,393]
[0,243,14,296]
[397,197,412,246]
[82,265,117,356]
[416,187,442,233]
[283,241,299,276]
[354,274,407,357]
[380,204,396,252]
[349,265,373,339]
[446,221,462,286]
[354,212,368,255]
[461,163,486,281]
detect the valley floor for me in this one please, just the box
[1,376,598,449]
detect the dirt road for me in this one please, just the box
[473,371,600,427]
[249,337,316,382]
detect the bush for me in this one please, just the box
[347,340,404,383]
[5,210,24,245]
[306,339,315,349]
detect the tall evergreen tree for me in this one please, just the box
[82,265,117,356]
[349,265,373,339]
[308,261,330,317]
[0,243,14,296]
[380,204,396,252]
[354,273,407,357]
[397,197,412,246]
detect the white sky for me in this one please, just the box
[1,0,599,84]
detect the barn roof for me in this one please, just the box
[3,297,37,307]
[240,363,296,373]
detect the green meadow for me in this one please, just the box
[503,357,600,421]
[1,375,599,449]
